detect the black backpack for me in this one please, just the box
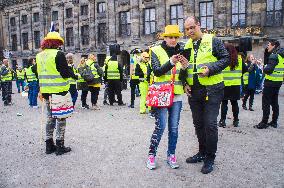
[78,62,95,82]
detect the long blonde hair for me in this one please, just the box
[77,57,86,68]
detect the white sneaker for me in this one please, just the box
[146,155,156,170]
[32,106,39,109]
[167,154,179,169]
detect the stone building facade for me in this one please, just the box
[0,0,283,67]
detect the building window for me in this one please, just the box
[66,8,73,19]
[81,25,89,45]
[33,12,40,23]
[34,31,40,49]
[22,15,28,25]
[66,27,74,47]
[232,0,246,27]
[22,33,29,50]
[199,1,214,30]
[98,23,107,44]
[170,4,184,32]
[10,17,16,26]
[52,11,58,21]
[144,8,156,35]
[11,34,17,51]
[119,11,131,37]
[97,2,106,13]
[81,5,89,16]
[266,0,283,26]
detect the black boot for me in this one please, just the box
[45,138,56,154]
[201,159,214,174]
[249,106,254,111]
[186,152,205,163]
[267,121,278,128]
[233,119,239,127]
[242,104,247,110]
[55,140,71,155]
[218,119,226,128]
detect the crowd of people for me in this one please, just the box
[0,16,283,174]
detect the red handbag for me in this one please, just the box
[146,66,176,107]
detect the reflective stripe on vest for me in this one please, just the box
[184,34,223,86]
[16,70,25,80]
[150,45,184,95]
[36,49,70,93]
[243,72,249,85]
[25,67,37,82]
[131,56,140,80]
[1,70,13,81]
[265,54,284,82]
[223,56,242,86]
[107,61,120,80]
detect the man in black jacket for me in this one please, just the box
[179,16,229,174]
[254,40,283,129]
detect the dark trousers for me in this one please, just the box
[108,80,123,105]
[189,87,223,161]
[1,81,12,105]
[69,84,78,106]
[262,86,281,123]
[130,79,139,105]
[81,90,88,106]
[221,100,239,121]
[243,88,255,107]
[89,86,100,105]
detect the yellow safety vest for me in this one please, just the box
[1,69,13,81]
[36,49,70,93]
[265,54,284,82]
[243,72,249,85]
[107,60,120,80]
[184,34,223,86]
[16,70,25,80]
[223,55,242,86]
[25,67,38,82]
[67,65,77,85]
[151,45,184,95]
[131,56,139,80]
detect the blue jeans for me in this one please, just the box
[16,80,25,93]
[28,81,39,106]
[149,101,182,156]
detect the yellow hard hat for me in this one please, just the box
[161,25,183,37]
[44,32,64,43]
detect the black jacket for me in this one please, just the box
[263,47,284,87]
[179,37,230,93]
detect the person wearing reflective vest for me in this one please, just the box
[135,52,150,114]
[35,31,77,156]
[16,67,26,93]
[146,25,184,170]
[0,59,14,106]
[179,17,229,174]
[66,53,78,107]
[129,49,142,108]
[86,54,104,110]
[77,57,90,109]
[218,44,248,128]
[255,39,284,129]
[25,58,39,108]
[104,53,125,106]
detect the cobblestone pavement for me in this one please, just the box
[0,82,283,188]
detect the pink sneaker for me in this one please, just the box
[167,154,179,169]
[146,155,156,170]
